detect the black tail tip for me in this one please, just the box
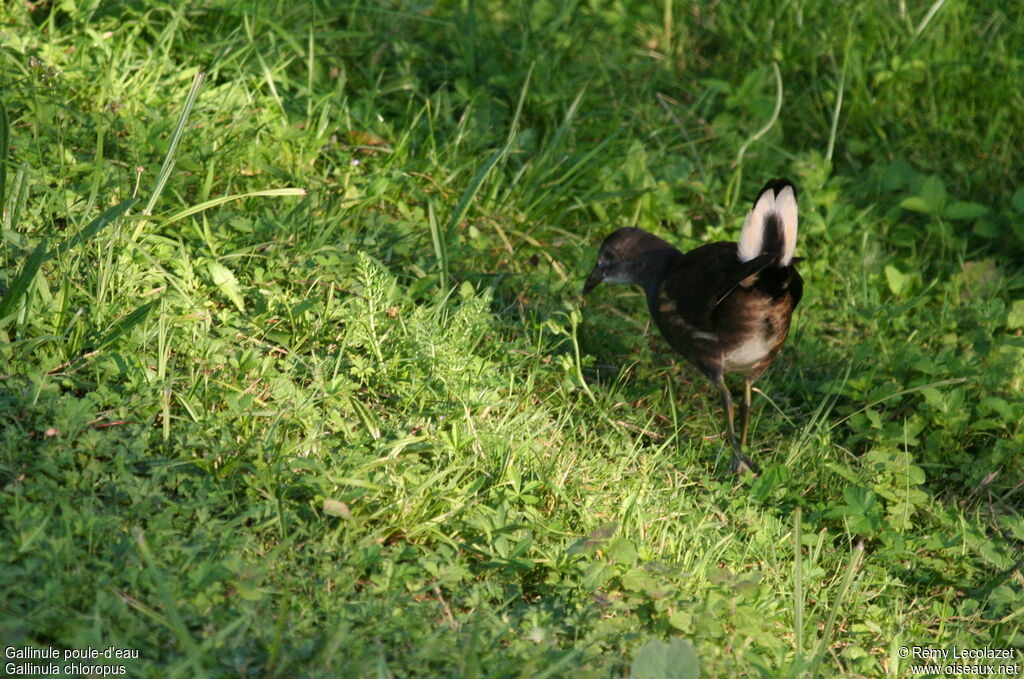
[759,177,796,200]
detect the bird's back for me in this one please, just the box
[648,240,802,381]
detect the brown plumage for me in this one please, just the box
[583,179,803,473]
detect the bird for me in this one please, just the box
[582,178,803,474]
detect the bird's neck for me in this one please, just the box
[635,248,684,298]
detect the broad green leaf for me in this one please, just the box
[1011,187,1024,214]
[824,486,882,535]
[884,265,909,295]
[207,261,245,312]
[980,397,1012,419]
[621,567,658,594]
[1007,300,1024,329]
[604,537,638,565]
[667,611,693,632]
[1001,515,1024,542]
[881,158,915,192]
[630,638,700,679]
[919,174,947,212]
[977,540,1015,570]
[943,201,988,220]
[568,521,619,555]
[898,196,933,214]
[959,259,999,290]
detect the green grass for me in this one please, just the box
[2,1,1023,677]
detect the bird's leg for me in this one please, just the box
[714,378,760,475]
[739,377,753,448]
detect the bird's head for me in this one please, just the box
[583,227,679,295]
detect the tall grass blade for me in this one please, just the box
[3,164,27,232]
[0,95,8,216]
[46,198,139,262]
[132,527,209,678]
[662,0,673,57]
[568,310,596,403]
[735,63,783,166]
[156,188,307,227]
[726,63,783,208]
[427,200,448,292]
[0,238,47,325]
[805,540,864,677]
[828,377,970,431]
[794,506,805,659]
[93,301,158,353]
[444,137,514,242]
[825,38,850,163]
[507,62,534,146]
[139,71,206,225]
[913,0,949,39]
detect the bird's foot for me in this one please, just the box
[731,452,761,475]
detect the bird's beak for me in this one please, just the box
[582,266,604,295]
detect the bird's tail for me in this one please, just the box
[737,178,798,266]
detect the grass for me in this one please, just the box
[1,1,1023,677]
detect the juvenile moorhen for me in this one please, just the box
[583,179,803,474]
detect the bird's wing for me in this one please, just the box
[658,243,773,330]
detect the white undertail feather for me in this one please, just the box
[775,185,798,266]
[737,183,799,266]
